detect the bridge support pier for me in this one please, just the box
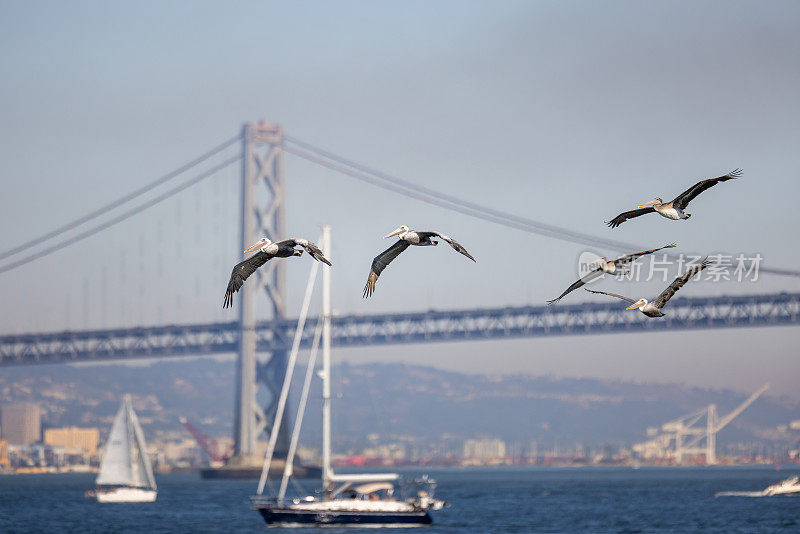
[233,121,289,464]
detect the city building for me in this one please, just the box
[1,403,41,445]
[362,443,407,462]
[44,426,100,455]
[159,438,203,466]
[463,438,507,461]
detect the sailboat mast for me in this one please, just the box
[124,395,135,480]
[321,225,332,489]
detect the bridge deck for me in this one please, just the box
[1,292,798,366]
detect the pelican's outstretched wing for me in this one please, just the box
[652,259,710,309]
[606,208,654,228]
[283,238,332,266]
[224,251,272,308]
[363,240,411,298]
[417,231,476,262]
[671,169,741,210]
[583,288,637,304]
[613,243,677,265]
[548,268,604,304]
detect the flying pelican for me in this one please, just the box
[547,243,677,304]
[223,237,331,309]
[606,169,741,228]
[584,259,710,317]
[363,225,476,298]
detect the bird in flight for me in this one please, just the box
[584,259,710,317]
[607,169,741,228]
[363,225,475,298]
[547,243,676,304]
[224,237,331,309]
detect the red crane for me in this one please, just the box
[179,417,233,464]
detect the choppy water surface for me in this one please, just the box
[0,467,797,533]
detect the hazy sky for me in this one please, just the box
[1,1,799,397]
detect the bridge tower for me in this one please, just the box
[233,120,290,465]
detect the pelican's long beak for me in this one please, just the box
[637,200,658,208]
[383,227,404,239]
[244,242,261,253]
[626,302,640,310]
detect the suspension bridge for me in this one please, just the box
[1,120,798,463]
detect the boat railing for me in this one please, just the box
[251,494,319,507]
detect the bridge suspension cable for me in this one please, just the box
[0,155,239,275]
[2,128,798,279]
[284,139,635,250]
[284,136,800,279]
[0,135,239,264]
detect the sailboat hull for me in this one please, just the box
[256,506,432,527]
[96,487,157,503]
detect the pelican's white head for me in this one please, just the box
[638,198,663,208]
[626,298,647,310]
[383,225,409,239]
[244,237,271,253]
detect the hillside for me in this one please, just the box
[0,358,796,451]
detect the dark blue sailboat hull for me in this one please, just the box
[256,506,432,526]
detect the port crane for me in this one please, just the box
[633,383,770,464]
[180,417,233,467]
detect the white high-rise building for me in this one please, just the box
[463,438,506,460]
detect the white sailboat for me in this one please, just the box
[252,227,446,526]
[93,394,157,503]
